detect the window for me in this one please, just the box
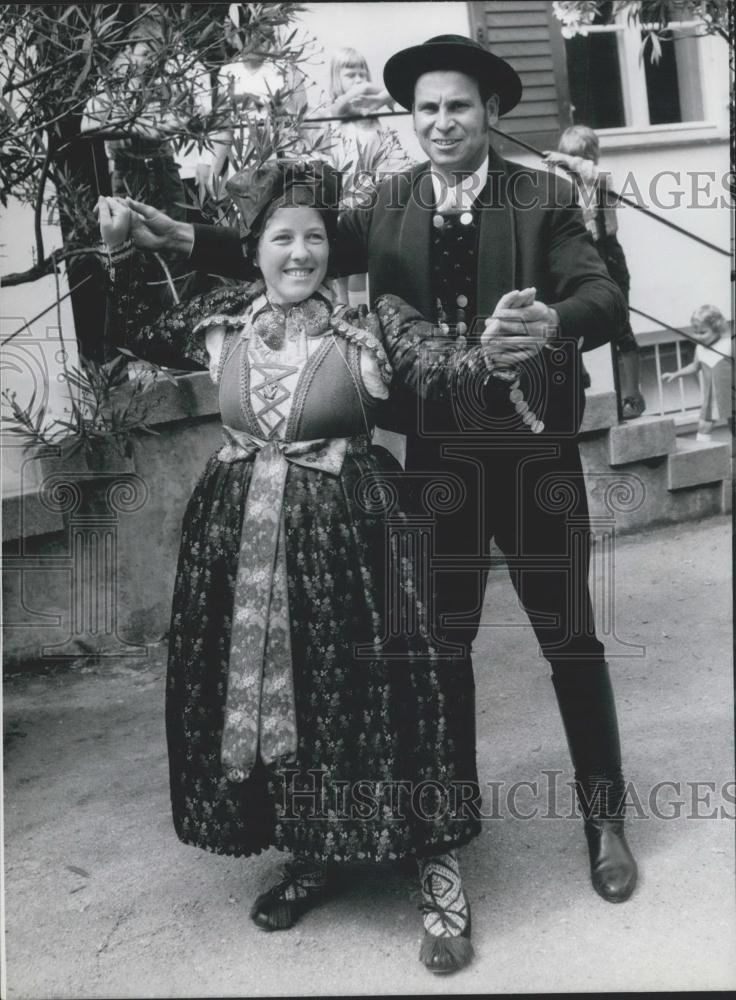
[639,338,701,421]
[562,7,705,131]
[642,33,682,124]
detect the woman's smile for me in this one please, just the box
[256,205,329,304]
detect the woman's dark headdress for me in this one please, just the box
[225,159,342,243]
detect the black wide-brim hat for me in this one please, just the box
[383,34,522,115]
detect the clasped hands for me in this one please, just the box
[98,196,195,255]
[480,288,560,374]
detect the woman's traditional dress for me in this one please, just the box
[134,281,481,862]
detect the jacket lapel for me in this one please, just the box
[476,148,517,322]
[396,164,435,321]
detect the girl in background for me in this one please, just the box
[663,305,733,440]
[326,47,411,305]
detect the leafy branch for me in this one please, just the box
[1,349,176,461]
[551,0,730,53]
[1,2,317,287]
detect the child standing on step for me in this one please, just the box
[662,305,733,440]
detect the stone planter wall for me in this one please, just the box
[3,372,221,670]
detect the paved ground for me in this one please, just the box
[3,516,735,997]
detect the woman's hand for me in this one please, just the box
[661,371,677,383]
[98,196,132,248]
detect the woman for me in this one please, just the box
[98,160,481,975]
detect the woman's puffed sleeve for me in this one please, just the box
[121,285,253,371]
[191,314,243,383]
[329,307,392,399]
[375,293,485,401]
[359,348,390,399]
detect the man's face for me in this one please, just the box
[413,70,499,176]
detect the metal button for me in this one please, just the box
[510,388,523,402]
[532,419,545,434]
[455,322,468,336]
[456,294,468,307]
[433,214,445,229]
[515,400,529,414]
[460,211,473,225]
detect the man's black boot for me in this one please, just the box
[552,663,638,903]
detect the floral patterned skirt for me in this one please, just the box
[166,441,481,862]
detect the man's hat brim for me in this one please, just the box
[383,36,522,115]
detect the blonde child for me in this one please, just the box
[327,47,411,305]
[662,305,733,440]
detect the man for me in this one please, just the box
[125,33,637,966]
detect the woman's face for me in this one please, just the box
[256,206,329,305]
[340,64,368,92]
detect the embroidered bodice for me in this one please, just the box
[193,285,391,442]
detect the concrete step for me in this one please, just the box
[580,390,618,433]
[608,414,677,466]
[667,436,732,491]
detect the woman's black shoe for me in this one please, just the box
[250,861,329,931]
[419,894,473,974]
[585,818,638,902]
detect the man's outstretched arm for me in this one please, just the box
[125,198,247,279]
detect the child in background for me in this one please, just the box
[544,125,646,420]
[327,47,411,305]
[662,305,733,440]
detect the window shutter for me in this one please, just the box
[468,1,573,156]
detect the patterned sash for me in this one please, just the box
[217,425,348,782]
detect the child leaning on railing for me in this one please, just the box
[662,305,733,440]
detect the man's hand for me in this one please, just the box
[481,288,559,369]
[123,198,195,255]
